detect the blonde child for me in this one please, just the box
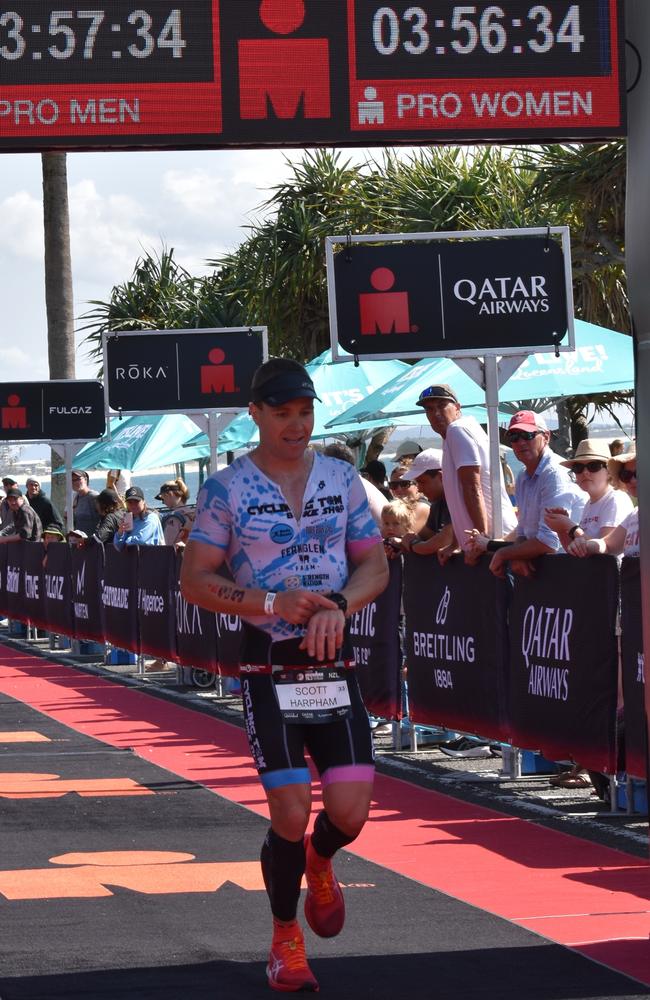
[381,499,416,555]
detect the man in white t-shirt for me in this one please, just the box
[416,383,517,564]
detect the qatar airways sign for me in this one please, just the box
[0,380,105,442]
[327,226,574,361]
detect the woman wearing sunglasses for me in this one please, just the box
[387,465,430,534]
[566,449,638,559]
[544,439,633,551]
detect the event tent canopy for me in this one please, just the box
[65,414,208,471]
[326,319,634,429]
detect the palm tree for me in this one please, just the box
[79,247,248,371]
[42,152,75,518]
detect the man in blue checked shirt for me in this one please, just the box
[467,410,584,578]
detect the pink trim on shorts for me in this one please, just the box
[320,764,375,788]
[347,537,381,558]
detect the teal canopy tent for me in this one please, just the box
[62,414,208,471]
[325,319,634,429]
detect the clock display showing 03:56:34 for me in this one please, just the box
[0,5,214,82]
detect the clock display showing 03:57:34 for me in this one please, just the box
[0,7,192,61]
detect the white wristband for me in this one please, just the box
[264,591,277,615]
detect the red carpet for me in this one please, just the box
[0,643,648,986]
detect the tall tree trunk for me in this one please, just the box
[42,152,75,524]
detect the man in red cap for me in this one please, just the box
[467,410,584,577]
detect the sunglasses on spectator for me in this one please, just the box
[619,467,637,483]
[572,461,607,474]
[507,430,542,443]
[389,480,413,488]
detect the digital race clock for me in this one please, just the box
[0,4,214,82]
[0,0,625,152]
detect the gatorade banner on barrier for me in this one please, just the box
[620,558,647,780]
[72,544,105,643]
[138,547,177,661]
[350,556,403,721]
[509,555,619,772]
[43,544,73,638]
[6,544,25,624]
[21,542,46,630]
[174,552,218,672]
[403,554,509,741]
[102,547,139,653]
[0,544,7,618]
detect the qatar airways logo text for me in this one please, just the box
[453,275,549,316]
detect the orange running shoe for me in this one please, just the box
[267,922,319,993]
[304,835,345,938]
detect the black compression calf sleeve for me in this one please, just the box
[260,828,306,922]
[310,810,356,860]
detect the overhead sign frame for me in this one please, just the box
[102,326,268,418]
[0,1,625,152]
[326,226,575,363]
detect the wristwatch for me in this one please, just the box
[328,592,348,615]
[567,525,581,541]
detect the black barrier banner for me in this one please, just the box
[6,545,26,624]
[0,544,7,618]
[71,544,104,643]
[174,552,218,672]
[403,553,509,740]
[103,547,139,653]
[138,547,177,660]
[43,544,73,638]
[21,542,46,630]
[350,555,402,720]
[620,558,647,780]
[215,611,243,677]
[509,555,618,772]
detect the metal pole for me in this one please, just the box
[63,441,75,531]
[624,0,650,809]
[483,355,503,538]
[208,411,219,475]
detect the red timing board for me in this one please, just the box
[0,1,625,151]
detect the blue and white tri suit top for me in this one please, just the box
[191,452,381,642]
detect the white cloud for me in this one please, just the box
[0,189,44,262]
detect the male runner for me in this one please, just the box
[181,357,388,992]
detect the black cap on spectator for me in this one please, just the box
[124,486,145,501]
[6,488,22,498]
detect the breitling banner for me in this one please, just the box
[508,555,619,773]
[350,556,403,722]
[620,558,647,780]
[403,553,510,741]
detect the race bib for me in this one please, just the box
[273,666,352,724]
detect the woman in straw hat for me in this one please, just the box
[566,448,638,559]
[544,439,633,552]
